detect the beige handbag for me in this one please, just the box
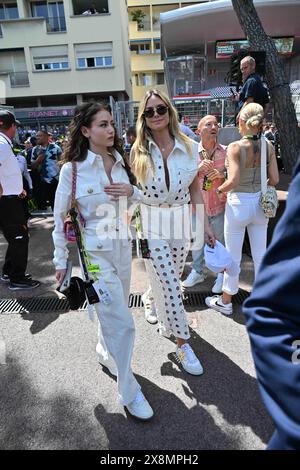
[259,136,278,218]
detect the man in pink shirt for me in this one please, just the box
[182,115,227,293]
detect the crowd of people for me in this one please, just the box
[1,54,299,447]
[17,124,68,145]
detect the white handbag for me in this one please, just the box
[259,136,278,218]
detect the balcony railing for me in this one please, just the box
[45,15,66,32]
[9,71,29,87]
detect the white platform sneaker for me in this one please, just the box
[141,292,158,324]
[126,391,154,420]
[175,343,203,375]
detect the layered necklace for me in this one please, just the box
[242,134,260,141]
[97,151,115,161]
[158,139,174,157]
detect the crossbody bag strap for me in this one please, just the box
[260,136,267,195]
[71,161,77,208]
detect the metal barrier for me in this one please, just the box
[110,98,140,137]
[112,97,236,136]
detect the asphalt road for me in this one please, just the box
[0,216,274,450]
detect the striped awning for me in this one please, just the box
[201,86,233,99]
[129,39,152,43]
[193,80,300,99]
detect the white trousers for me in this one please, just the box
[223,192,268,296]
[140,204,192,339]
[89,240,140,406]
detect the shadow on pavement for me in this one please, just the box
[94,374,239,451]
[20,310,64,334]
[0,356,106,450]
[94,330,273,450]
[160,330,274,447]
[185,302,246,326]
[0,344,273,450]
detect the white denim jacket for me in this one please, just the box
[131,138,201,241]
[52,149,133,270]
[132,138,199,206]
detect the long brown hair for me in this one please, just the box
[131,89,193,183]
[61,101,136,185]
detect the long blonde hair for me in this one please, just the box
[131,89,193,183]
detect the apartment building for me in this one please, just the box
[0,0,131,125]
[128,0,211,102]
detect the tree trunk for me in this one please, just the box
[232,0,300,174]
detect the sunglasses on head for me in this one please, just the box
[143,105,169,119]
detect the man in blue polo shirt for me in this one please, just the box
[234,55,269,120]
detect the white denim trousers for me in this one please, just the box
[223,191,268,296]
[90,239,141,406]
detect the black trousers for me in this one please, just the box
[31,170,45,210]
[40,179,58,210]
[0,196,29,282]
[22,177,31,220]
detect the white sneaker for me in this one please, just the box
[141,292,158,324]
[126,390,154,420]
[181,269,205,288]
[175,343,203,375]
[212,273,224,294]
[205,295,233,316]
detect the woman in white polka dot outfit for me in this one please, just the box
[131,89,216,375]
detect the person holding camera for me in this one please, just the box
[52,101,153,421]
[232,56,269,122]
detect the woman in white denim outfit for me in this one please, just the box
[131,89,215,376]
[52,102,153,420]
[206,103,279,315]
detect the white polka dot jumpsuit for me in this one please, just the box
[133,138,201,339]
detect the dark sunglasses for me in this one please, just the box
[143,105,169,119]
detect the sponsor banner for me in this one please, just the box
[15,108,74,120]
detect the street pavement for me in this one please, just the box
[0,213,276,451]
[4,169,292,451]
